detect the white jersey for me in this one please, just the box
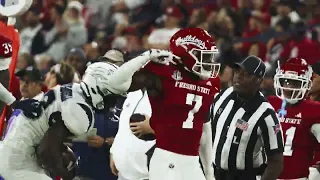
[111,90,155,180]
[1,83,94,155]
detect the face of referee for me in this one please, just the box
[233,67,261,98]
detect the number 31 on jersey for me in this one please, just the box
[182,93,203,129]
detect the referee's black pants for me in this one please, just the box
[214,166,266,180]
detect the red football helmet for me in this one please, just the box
[274,57,312,104]
[169,28,220,79]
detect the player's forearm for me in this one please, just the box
[0,82,16,106]
[200,121,214,178]
[261,153,283,180]
[108,54,150,85]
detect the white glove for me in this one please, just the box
[141,49,180,65]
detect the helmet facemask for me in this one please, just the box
[189,47,220,79]
[274,62,312,104]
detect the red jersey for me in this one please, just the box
[143,62,220,156]
[268,96,320,179]
[313,143,320,165]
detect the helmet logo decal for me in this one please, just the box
[175,35,206,49]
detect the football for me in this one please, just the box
[61,145,77,179]
[130,113,155,141]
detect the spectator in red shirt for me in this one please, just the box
[280,21,319,65]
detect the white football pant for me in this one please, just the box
[149,148,205,180]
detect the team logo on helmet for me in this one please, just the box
[175,35,206,49]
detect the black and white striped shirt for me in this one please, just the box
[211,87,284,172]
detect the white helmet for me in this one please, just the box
[80,62,131,109]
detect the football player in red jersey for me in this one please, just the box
[109,28,220,180]
[267,57,320,180]
[146,28,220,180]
[0,34,14,114]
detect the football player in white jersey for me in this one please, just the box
[0,62,127,180]
[0,50,176,180]
[110,90,155,180]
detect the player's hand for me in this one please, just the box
[141,49,180,65]
[105,137,114,146]
[130,119,154,138]
[87,135,105,148]
[110,154,119,176]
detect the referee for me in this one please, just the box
[210,56,284,180]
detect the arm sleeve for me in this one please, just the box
[0,82,16,105]
[200,121,214,177]
[260,109,284,155]
[311,124,320,143]
[61,100,94,136]
[108,54,150,88]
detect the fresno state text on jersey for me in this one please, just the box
[268,96,320,179]
[143,62,220,156]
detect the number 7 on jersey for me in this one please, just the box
[183,93,203,129]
